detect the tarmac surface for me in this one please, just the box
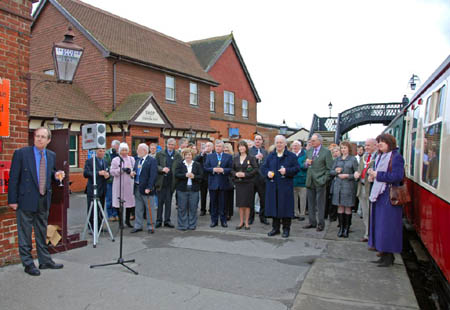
[0,193,419,310]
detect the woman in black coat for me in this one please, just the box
[231,140,258,230]
[175,148,203,230]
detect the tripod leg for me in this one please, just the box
[97,200,115,241]
[82,200,94,241]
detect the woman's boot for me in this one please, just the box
[342,214,350,238]
[337,213,344,237]
[125,208,133,228]
[378,253,394,267]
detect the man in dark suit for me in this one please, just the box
[304,133,333,231]
[204,140,232,228]
[8,127,65,276]
[194,141,213,216]
[83,148,109,232]
[131,143,158,233]
[155,138,182,228]
[248,134,269,225]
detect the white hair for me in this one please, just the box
[274,135,286,143]
[291,140,301,147]
[215,139,224,146]
[119,142,129,153]
[312,133,323,143]
[138,143,149,153]
[111,140,120,147]
[167,138,176,144]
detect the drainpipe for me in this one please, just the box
[113,60,117,111]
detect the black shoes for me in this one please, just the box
[210,222,218,228]
[377,253,395,267]
[148,229,154,234]
[260,217,270,225]
[39,261,64,269]
[267,229,280,237]
[282,229,290,238]
[200,210,206,216]
[236,224,244,230]
[298,216,305,221]
[125,222,133,228]
[130,228,142,233]
[155,222,162,228]
[164,222,175,228]
[24,264,40,276]
[337,213,344,237]
[244,226,250,230]
[221,222,228,228]
[316,225,324,232]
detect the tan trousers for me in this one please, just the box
[358,186,370,239]
[293,187,307,217]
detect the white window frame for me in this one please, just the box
[210,91,215,112]
[190,82,198,106]
[242,99,248,118]
[165,75,175,101]
[224,91,235,115]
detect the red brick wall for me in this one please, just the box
[256,126,280,149]
[0,0,36,266]
[208,44,257,124]
[210,119,257,151]
[30,3,113,113]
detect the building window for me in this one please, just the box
[190,82,198,105]
[210,91,215,112]
[69,135,78,167]
[43,69,54,76]
[242,100,248,118]
[165,76,175,101]
[224,91,234,115]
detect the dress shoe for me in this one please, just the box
[267,229,280,237]
[148,229,154,234]
[360,238,368,242]
[282,229,290,238]
[227,216,231,221]
[24,264,40,276]
[200,210,206,216]
[210,222,218,228]
[235,224,244,230]
[368,247,376,251]
[155,222,162,228]
[130,228,142,233]
[248,218,254,225]
[221,222,228,228]
[298,216,305,221]
[164,222,175,228]
[303,224,316,229]
[378,253,395,267]
[244,226,250,230]
[125,222,133,228]
[316,225,324,232]
[260,217,270,225]
[39,261,64,269]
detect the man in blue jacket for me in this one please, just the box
[8,127,65,276]
[204,140,232,228]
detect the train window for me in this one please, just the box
[410,132,416,176]
[422,122,441,188]
[425,85,446,124]
[437,85,446,118]
[413,105,420,128]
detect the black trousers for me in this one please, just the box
[16,195,52,267]
[86,194,105,230]
[157,185,173,224]
[200,180,209,213]
[272,217,291,231]
[251,178,266,220]
[224,189,234,218]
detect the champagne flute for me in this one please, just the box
[57,171,64,187]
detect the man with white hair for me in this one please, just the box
[155,138,182,228]
[131,143,158,233]
[104,140,120,221]
[354,138,378,242]
[304,133,333,231]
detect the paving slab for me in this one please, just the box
[299,257,419,309]
[293,293,419,310]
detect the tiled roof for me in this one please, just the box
[39,0,217,85]
[190,34,261,102]
[29,72,106,122]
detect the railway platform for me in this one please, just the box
[0,193,419,310]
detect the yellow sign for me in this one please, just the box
[0,78,10,137]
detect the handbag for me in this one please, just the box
[387,154,411,206]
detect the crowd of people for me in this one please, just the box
[7,127,405,276]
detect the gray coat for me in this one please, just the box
[330,155,358,207]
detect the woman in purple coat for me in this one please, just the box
[368,133,405,267]
[110,143,136,228]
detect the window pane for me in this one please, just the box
[410,132,416,176]
[224,91,229,102]
[437,85,446,118]
[210,91,215,111]
[166,76,174,88]
[69,151,76,166]
[422,122,441,188]
[230,102,234,115]
[413,106,420,128]
[190,93,198,105]
[224,102,229,114]
[190,82,197,94]
[230,92,234,104]
[69,135,76,149]
[166,88,174,101]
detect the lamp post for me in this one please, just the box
[408,74,420,91]
[328,102,333,118]
[185,126,196,143]
[52,26,84,83]
[49,113,63,130]
[279,119,288,136]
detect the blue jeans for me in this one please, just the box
[177,190,199,230]
[106,183,118,218]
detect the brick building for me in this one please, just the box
[0,0,39,265]
[190,34,261,150]
[30,0,219,192]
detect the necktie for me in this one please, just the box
[39,151,46,195]
[313,148,318,159]
[136,158,143,183]
[361,153,372,179]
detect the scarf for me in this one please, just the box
[369,151,392,202]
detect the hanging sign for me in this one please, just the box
[0,78,10,137]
